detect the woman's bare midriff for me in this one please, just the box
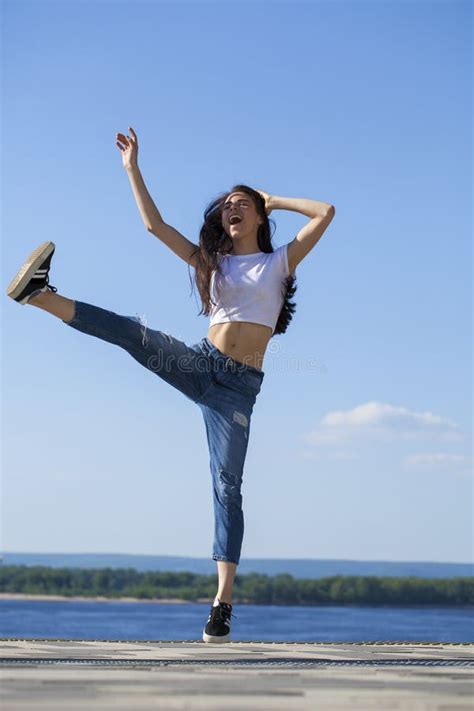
[207,321,273,371]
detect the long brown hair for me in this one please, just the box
[188,184,297,335]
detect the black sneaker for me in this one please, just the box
[202,599,235,643]
[6,241,58,305]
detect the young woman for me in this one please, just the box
[6,126,335,643]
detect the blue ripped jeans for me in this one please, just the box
[63,300,265,565]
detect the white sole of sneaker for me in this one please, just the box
[6,241,56,301]
[202,630,231,643]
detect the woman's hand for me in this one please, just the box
[116,126,139,170]
[255,188,273,216]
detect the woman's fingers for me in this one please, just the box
[116,132,130,144]
[116,129,138,158]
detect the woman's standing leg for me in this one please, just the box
[215,561,236,605]
[200,402,251,568]
[199,379,260,643]
[198,385,257,596]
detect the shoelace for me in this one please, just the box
[209,603,238,624]
[45,275,58,294]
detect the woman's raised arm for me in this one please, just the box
[116,127,199,268]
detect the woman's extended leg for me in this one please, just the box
[62,298,208,403]
[25,289,208,403]
[7,241,212,401]
[28,290,76,322]
[6,240,208,401]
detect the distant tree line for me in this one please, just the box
[0,566,472,606]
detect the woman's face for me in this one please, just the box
[221,192,263,239]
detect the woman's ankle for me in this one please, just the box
[28,291,50,306]
[215,594,232,605]
[28,291,76,322]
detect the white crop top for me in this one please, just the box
[209,244,291,334]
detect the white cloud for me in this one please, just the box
[299,449,360,461]
[301,400,465,447]
[404,452,471,469]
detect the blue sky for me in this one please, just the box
[2,0,472,564]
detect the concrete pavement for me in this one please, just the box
[0,639,472,710]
